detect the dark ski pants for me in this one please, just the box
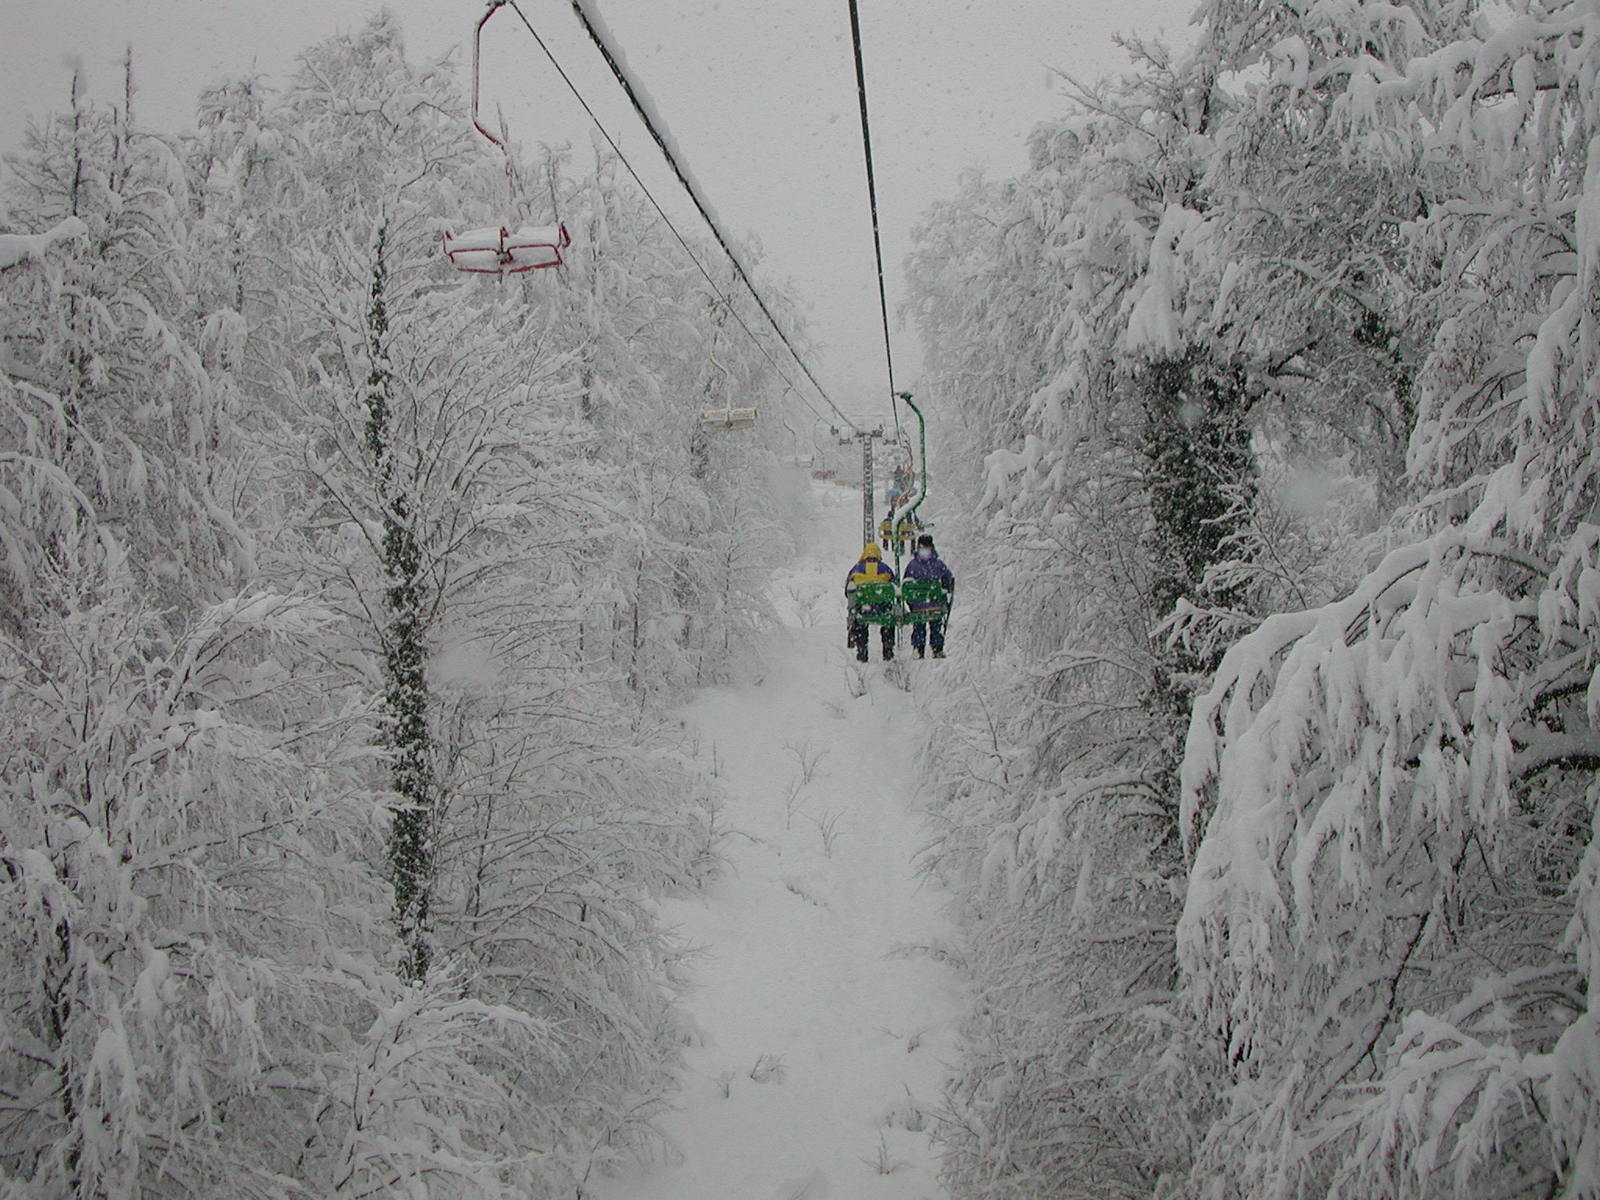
[849,621,895,661]
[909,618,945,654]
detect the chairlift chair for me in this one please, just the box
[443,224,572,273]
[697,406,759,432]
[848,580,901,627]
[878,511,923,557]
[899,578,949,622]
[697,349,755,430]
[443,2,571,275]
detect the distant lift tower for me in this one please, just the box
[834,423,888,546]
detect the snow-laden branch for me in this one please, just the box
[0,216,87,270]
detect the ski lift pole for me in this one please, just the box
[833,423,886,547]
[472,1,515,194]
[862,436,874,546]
[892,392,928,543]
[891,392,941,631]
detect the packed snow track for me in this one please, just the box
[591,480,962,1200]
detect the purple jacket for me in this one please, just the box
[903,553,954,611]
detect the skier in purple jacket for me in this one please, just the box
[902,534,955,658]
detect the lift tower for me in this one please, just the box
[833,424,888,547]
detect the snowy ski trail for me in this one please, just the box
[591,480,961,1200]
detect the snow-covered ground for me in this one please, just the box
[592,480,962,1200]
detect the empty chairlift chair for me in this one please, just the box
[697,406,759,432]
[443,224,572,273]
[442,1,572,276]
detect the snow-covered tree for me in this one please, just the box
[907,51,1266,1196]
[550,151,790,697]
[2,12,810,1194]
[1176,1,1600,1195]
[1,68,255,622]
[902,0,1583,1185]
[237,19,720,1185]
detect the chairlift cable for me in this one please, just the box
[500,0,846,432]
[845,0,902,444]
[551,0,861,433]
[502,0,817,423]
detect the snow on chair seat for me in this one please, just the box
[442,227,508,272]
[443,223,571,274]
[503,224,570,270]
[697,407,758,431]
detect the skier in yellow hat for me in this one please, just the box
[844,543,897,662]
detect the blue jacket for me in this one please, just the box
[903,553,954,611]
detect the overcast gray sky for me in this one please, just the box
[1,0,1195,429]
